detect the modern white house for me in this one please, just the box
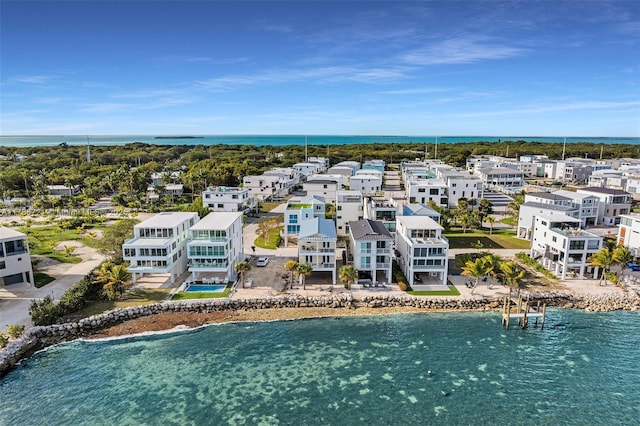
[283,195,326,244]
[529,215,603,280]
[303,176,341,203]
[348,219,393,285]
[406,179,448,207]
[475,167,525,192]
[0,227,33,286]
[202,186,253,213]
[576,187,632,226]
[336,191,364,236]
[298,217,337,284]
[123,212,199,284]
[350,173,382,196]
[395,216,449,287]
[617,213,640,258]
[46,184,81,197]
[364,196,398,234]
[517,201,579,240]
[362,159,386,173]
[401,204,441,223]
[526,190,598,227]
[187,212,243,283]
[243,168,296,201]
[439,171,483,208]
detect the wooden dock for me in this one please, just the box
[501,288,546,330]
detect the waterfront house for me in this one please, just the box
[348,219,393,285]
[336,191,364,236]
[617,213,640,258]
[187,212,243,283]
[517,201,579,240]
[529,215,603,280]
[577,187,632,226]
[298,217,337,284]
[0,227,33,286]
[395,216,449,287]
[123,212,199,284]
[364,196,398,234]
[284,195,326,244]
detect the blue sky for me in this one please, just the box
[1,0,639,136]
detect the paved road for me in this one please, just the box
[0,243,104,332]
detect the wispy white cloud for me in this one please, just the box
[9,75,53,84]
[455,100,640,118]
[400,36,525,66]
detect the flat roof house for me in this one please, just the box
[577,187,632,226]
[123,212,199,284]
[0,227,33,286]
[617,213,640,258]
[187,212,243,283]
[202,186,253,213]
[298,217,337,284]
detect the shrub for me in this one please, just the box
[0,333,8,349]
[6,324,26,339]
[29,296,61,326]
[398,281,408,291]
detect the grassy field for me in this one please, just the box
[66,288,172,319]
[407,285,461,296]
[254,226,283,249]
[33,271,56,288]
[500,216,518,227]
[445,229,530,250]
[259,202,281,212]
[26,224,105,263]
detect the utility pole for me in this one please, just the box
[561,137,566,161]
[435,136,438,159]
[86,135,91,163]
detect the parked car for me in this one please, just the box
[256,257,269,267]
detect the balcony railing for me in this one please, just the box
[413,264,447,270]
[188,261,229,269]
[300,247,335,253]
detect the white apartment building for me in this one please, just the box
[0,227,33,286]
[187,212,243,283]
[362,159,385,173]
[364,196,398,234]
[348,219,393,284]
[475,168,525,192]
[294,162,323,178]
[625,174,640,201]
[298,217,337,284]
[517,201,579,240]
[577,187,632,226]
[350,174,382,196]
[336,191,364,236]
[123,212,199,284]
[526,191,598,227]
[243,171,293,202]
[202,186,253,212]
[307,156,330,173]
[327,166,354,186]
[440,171,483,207]
[395,216,449,287]
[303,176,341,203]
[406,179,448,207]
[284,195,326,244]
[334,161,360,175]
[588,170,627,190]
[530,215,603,280]
[617,213,640,258]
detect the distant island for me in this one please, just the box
[154,136,204,139]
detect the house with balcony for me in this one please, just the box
[348,219,393,285]
[123,212,199,284]
[187,212,243,283]
[526,190,598,227]
[517,201,579,240]
[475,167,525,193]
[401,204,441,223]
[336,191,364,236]
[202,186,253,213]
[350,173,382,196]
[395,216,449,287]
[284,195,326,244]
[0,227,33,286]
[303,176,341,203]
[529,215,603,280]
[47,184,81,197]
[406,179,448,208]
[362,159,386,173]
[243,168,296,201]
[577,187,632,226]
[364,196,398,234]
[298,217,337,284]
[617,213,640,258]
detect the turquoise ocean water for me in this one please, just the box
[0,135,638,147]
[1,310,639,425]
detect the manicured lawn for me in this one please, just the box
[407,285,461,296]
[445,230,530,250]
[259,202,281,212]
[171,285,231,300]
[500,216,518,227]
[66,288,172,319]
[254,226,283,249]
[33,271,56,288]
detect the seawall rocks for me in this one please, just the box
[2,292,638,378]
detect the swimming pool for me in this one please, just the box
[185,284,226,293]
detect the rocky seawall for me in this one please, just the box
[2,292,639,378]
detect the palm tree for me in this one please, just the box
[95,262,132,300]
[485,216,496,235]
[294,263,313,290]
[499,261,526,288]
[589,247,615,286]
[339,265,358,289]
[284,260,298,288]
[483,253,503,281]
[234,260,251,288]
[461,257,491,294]
[612,245,632,282]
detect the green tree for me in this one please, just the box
[461,257,491,294]
[295,263,313,290]
[339,265,358,289]
[589,247,615,286]
[95,262,132,300]
[612,245,632,282]
[284,260,299,287]
[29,295,60,326]
[485,216,496,234]
[99,219,137,263]
[499,261,526,288]
[234,260,251,288]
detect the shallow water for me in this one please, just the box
[1,310,639,425]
